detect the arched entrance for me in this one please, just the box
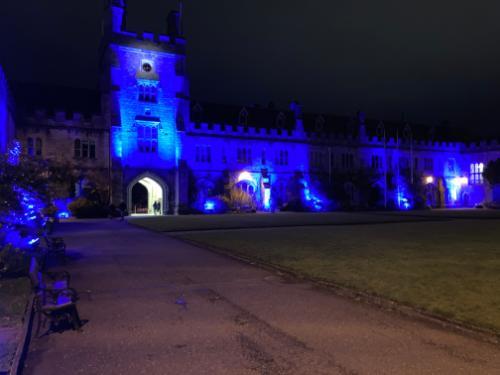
[236,171,257,196]
[127,173,168,215]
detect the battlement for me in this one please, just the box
[25,110,106,130]
[185,119,500,154]
[186,121,304,140]
[103,0,185,54]
[463,139,500,152]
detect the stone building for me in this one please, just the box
[0,65,16,154]
[10,1,500,214]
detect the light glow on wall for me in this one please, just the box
[300,179,325,211]
[448,176,468,202]
[237,171,255,184]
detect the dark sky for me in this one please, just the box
[1,0,500,134]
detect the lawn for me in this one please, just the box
[0,277,30,372]
[171,219,500,334]
[0,277,31,328]
[128,211,439,232]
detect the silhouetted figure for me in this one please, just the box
[108,203,116,219]
[118,202,127,220]
[153,200,161,215]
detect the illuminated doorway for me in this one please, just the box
[127,174,167,215]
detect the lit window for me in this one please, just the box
[470,163,484,185]
[137,125,158,153]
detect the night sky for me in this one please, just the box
[1,0,499,135]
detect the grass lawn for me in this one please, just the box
[171,219,500,334]
[0,277,30,371]
[128,211,440,232]
[0,277,31,328]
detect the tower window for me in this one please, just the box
[137,125,158,153]
[138,84,157,103]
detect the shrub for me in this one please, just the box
[68,197,108,218]
[220,188,255,212]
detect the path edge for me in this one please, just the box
[175,235,500,347]
[9,294,35,375]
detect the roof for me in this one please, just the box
[190,101,296,130]
[11,82,101,117]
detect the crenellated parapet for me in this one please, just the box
[184,118,499,155]
[22,110,107,131]
[462,139,500,152]
[185,121,306,141]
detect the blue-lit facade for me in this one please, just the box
[96,1,500,214]
[10,1,500,215]
[0,65,15,154]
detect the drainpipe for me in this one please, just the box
[174,146,180,215]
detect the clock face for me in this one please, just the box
[142,63,152,73]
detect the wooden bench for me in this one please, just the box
[42,234,66,262]
[29,257,82,334]
[28,257,72,294]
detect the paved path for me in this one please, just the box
[25,220,500,374]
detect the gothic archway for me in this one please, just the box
[127,173,169,215]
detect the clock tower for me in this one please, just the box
[100,0,189,215]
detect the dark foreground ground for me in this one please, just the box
[24,219,500,374]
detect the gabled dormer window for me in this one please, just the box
[238,107,248,126]
[276,112,286,129]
